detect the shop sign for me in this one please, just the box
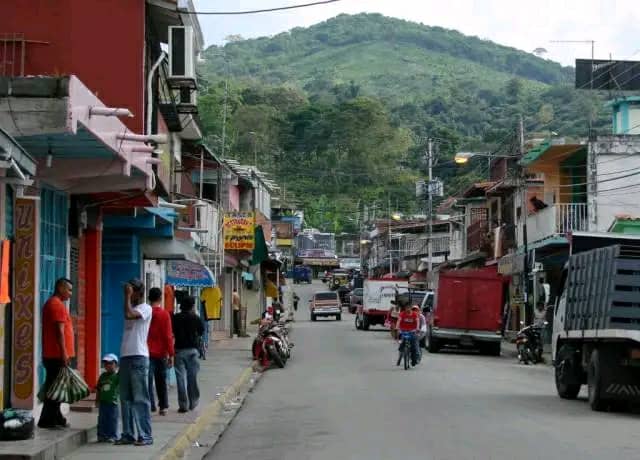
[224,211,255,250]
[12,199,38,407]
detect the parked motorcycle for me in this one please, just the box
[516,321,546,364]
[252,320,292,369]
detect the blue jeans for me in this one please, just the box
[97,402,119,441]
[119,356,152,442]
[148,358,169,411]
[398,333,420,365]
[175,349,200,411]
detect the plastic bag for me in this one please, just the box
[0,409,34,441]
[45,367,90,404]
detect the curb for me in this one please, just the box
[157,362,261,460]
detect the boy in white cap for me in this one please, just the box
[96,354,119,443]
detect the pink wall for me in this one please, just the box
[229,185,240,212]
[0,0,146,132]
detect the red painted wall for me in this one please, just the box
[0,0,146,132]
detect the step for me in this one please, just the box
[0,412,96,460]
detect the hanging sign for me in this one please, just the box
[224,211,255,250]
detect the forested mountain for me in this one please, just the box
[197,13,609,232]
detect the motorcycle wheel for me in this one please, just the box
[267,344,285,369]
[517,344,529,364]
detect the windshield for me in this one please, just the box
[353,288,363,296]
[315,292,338,301]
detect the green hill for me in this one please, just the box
[197,13,609,231]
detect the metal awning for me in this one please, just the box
[142,238,204,264]
[0,127,36,177]
[166,260,214,287]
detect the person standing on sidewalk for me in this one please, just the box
[38,278,75,429]
[96,354,120,443]
[116,279,153,446]
[172,296,204,413]
[147,287,174,415]
[232,288,241,337]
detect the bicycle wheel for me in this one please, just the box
[396,340,403,366]
[403,341,410,370]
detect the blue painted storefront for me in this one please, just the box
[100,210,175,357]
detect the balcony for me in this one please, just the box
[522,203,588,245]
[467,219,490,253]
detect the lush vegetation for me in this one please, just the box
[197,13,610,232]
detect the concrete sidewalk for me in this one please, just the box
[65,332,257,460]
[0,331,258,460]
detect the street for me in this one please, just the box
[206,281,640,460]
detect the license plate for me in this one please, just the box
[460,335,474,346]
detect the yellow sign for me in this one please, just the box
[276,238,293,246]
[224,211,255,250]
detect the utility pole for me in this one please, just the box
[427,138,434,276]
[388,195,393,275]
[519,115,530,326]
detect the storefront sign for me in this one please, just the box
[297,258,340,267]
[276,238,293,246]
[166,260,215,287]
[12,199,38,407]
[223,212,255,250]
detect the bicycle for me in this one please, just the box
[396,331,416,370]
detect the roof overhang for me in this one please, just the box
[0,76,154,194]
[0,126,36,177]
[521,142,586,169]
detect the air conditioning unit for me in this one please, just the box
[169,26,195,80]
[177,87,198,114]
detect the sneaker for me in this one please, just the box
[159,409,168,416]
[178,408,188,413]
[115,438,135,445]
[134,439,153,446]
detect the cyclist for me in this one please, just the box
[396,296,420,367]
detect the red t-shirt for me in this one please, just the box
[398,310,419,332]
[147,306,175,359]
[42,295,75,359]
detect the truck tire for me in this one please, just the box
[362,314,370,331]
[426,327,440,353]
[336,314,342,321]
[482,342,501,357]
[555,345,581,400]
[311,313,317,322]
[588,349,607,411]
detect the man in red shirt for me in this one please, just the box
[396,298,420,367]
[38,278,75,429]
[147,287,174,415]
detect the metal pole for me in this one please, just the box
[388,196,392,275]
[427,139,433,275]
[519,115,530,326]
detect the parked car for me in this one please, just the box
[425,267,504,355]
[347,288,363,314]
[309,291,342,321]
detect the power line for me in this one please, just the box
[183,0,341,15]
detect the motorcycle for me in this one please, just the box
[252,320,291,369]
[516,321,546,364]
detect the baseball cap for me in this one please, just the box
[102,353,118,364]
[127,278,144,292]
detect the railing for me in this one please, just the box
[523,203,589,245]
[400,234,450,256]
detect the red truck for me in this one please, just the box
[425,266,505,356]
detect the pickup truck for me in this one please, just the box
[553,232,640,411]
[425,266,505,355]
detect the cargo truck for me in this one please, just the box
[356,279,408,330]
[553,232,640,411]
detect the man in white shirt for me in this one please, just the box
[115,279,153,446]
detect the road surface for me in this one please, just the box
[206,281,640,460]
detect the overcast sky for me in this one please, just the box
[192,0,640,66]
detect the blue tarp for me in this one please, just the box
[166,260,215,287]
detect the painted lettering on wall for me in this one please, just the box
[12,199,37,403]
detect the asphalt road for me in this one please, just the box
[206,281,640,460]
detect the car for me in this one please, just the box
[347,288,363,314]
[309,291,342,321]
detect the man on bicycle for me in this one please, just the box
[396,296,420,367]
